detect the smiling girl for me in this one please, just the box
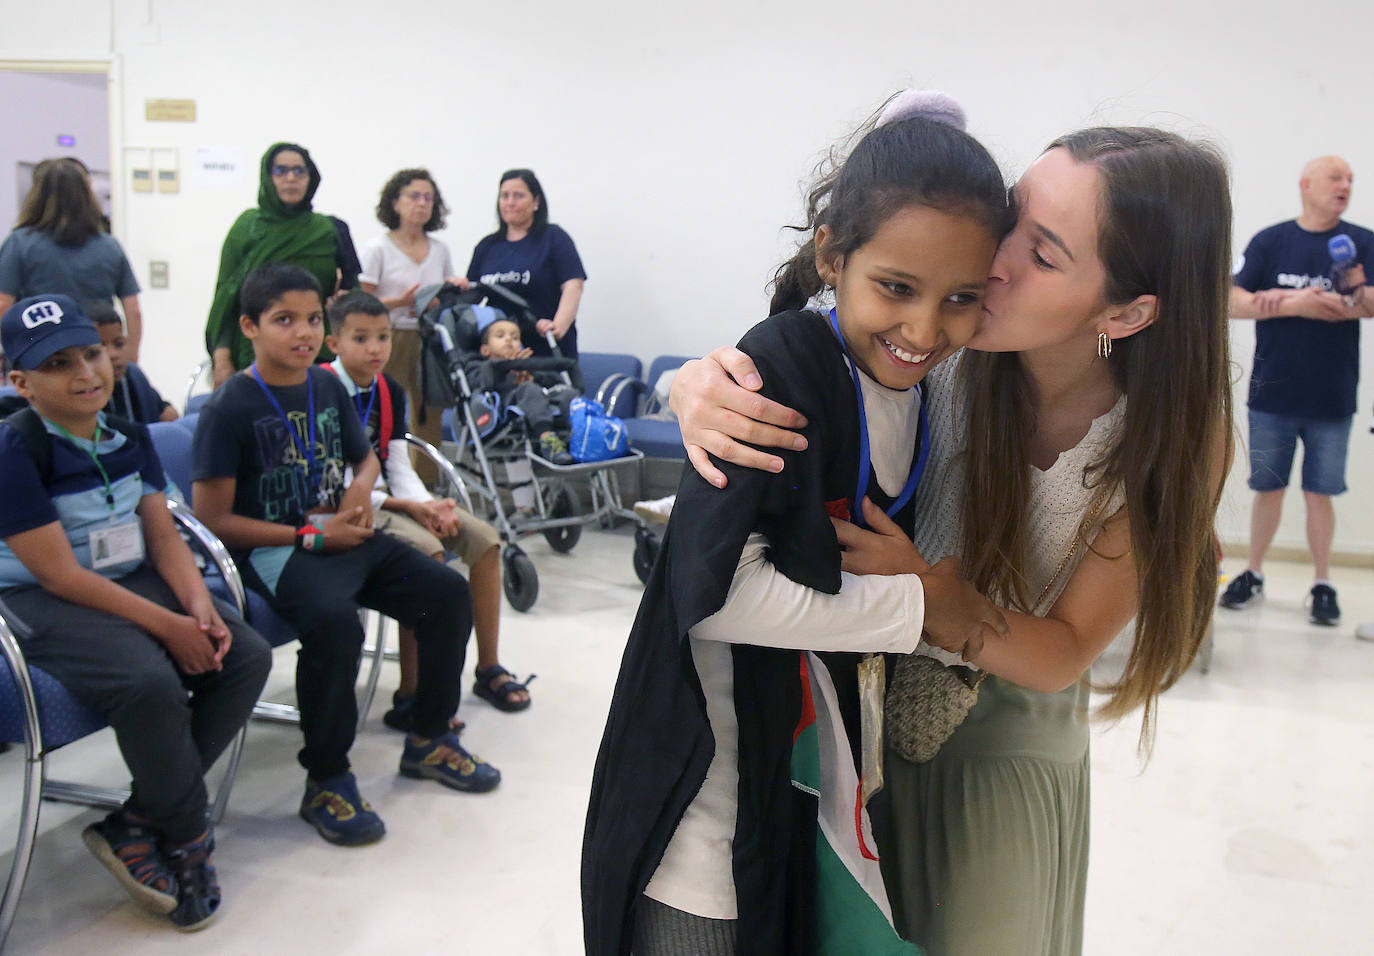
[582,92,1014,956]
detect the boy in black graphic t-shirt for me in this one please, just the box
[191,264,500,848]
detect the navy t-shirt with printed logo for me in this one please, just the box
[1233,219,1374,419]
[191,366,370,592]
[0,413,166,589]
[466,224,587,358]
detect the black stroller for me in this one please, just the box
[416,282,644,611]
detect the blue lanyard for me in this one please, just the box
[250,364,319,492]
[355,381,377,432]
[828,309,930,529]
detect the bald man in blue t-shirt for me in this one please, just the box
[1223,156,1374,629]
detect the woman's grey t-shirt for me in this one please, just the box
[0,227,140,301]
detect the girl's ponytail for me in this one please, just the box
[769,237,822,314]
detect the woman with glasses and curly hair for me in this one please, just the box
[359,168,469,457]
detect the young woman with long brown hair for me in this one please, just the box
[668,126,1234,953]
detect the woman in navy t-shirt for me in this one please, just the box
[465,169,587,362]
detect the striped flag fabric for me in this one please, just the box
[791,652,920,955]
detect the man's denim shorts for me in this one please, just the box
[1247,408,1352,495]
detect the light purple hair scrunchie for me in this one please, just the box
[875,89,967,131]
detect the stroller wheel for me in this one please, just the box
[633,525,660,585]
[542,480,582,554]
[502,546,539,612]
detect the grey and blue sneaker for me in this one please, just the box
[1308,584,1340,626]
[299,772,386,846]
[1219,570,1264,610]
[400,733,501,793]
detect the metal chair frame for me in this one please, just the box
[0,499,248,951]
[249,614,386,733]
[182,358,210,415]
[357,434,476,668]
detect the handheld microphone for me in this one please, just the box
[1328,233,1362,303]
[1329,233,1356,265]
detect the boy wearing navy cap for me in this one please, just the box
[0,294,271,931]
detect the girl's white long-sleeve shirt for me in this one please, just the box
[644,367,927,919]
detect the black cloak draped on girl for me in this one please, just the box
[582,309,922,955]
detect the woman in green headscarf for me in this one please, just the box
[205,143,357,386]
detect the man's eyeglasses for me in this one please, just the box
[271,165,308,179]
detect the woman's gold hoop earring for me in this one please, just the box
[1097,330,1112,359]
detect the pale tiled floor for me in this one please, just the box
[1,530,1370,954]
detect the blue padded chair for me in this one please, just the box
[579,352,642,418]
[624,417,686,460]
[150,420,389,730]
[618,355,692,461]
[0,498,248,950]
[643,355,695,398]
[150,415,194,503]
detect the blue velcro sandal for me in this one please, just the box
[164,829,222,932]
[81,810,178,914]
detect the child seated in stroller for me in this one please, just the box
[469,313,575,465]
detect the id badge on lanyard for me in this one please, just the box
[90,518,144,570]
[857,653,885,805]
[49,417,147,572]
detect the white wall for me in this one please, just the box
[1,0,1370,558]
[0,71,110,236]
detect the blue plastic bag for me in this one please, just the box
[569,397,630,462]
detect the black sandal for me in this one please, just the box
[383,691,464,733]
[473,665,535,712]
